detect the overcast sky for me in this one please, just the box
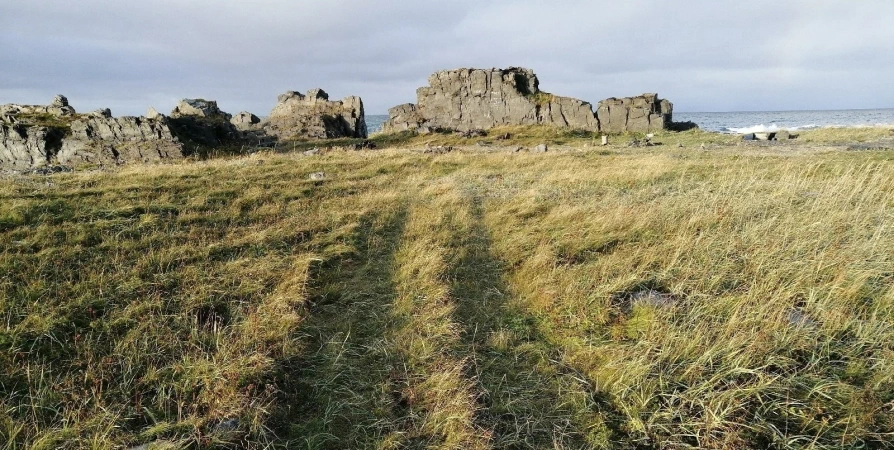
[2,0,893,116]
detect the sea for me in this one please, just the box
[365,108,894,135]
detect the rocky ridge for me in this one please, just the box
[2,89,369,170]
[263,89,367,140]
[382,67,674,134]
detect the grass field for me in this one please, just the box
[1,131,893,449]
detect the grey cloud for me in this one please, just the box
[1,0,892,115]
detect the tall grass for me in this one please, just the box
[0,141,892,449]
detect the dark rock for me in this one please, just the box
[743,133,755,141]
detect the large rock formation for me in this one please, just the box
[0,124,65,170]
[597,94,673,133]
[382,67,598,133]
[263,89,367,140]
[58,116,184,166]
[382,67,674,134]
[167,99,239,147]
[1,96,184,170]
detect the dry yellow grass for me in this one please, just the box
[0,135,892,449]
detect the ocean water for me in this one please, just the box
[366,108,894,135]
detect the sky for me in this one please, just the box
[2,0,893,116]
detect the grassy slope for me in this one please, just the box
[0,135,893,449]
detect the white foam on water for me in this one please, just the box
[724,123,821,134]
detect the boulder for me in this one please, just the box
[533,143,549,153]
[170,98,230,120]
[596,93,673,133]
[263,89,367,140]
[230,111,260,130]
[382,67,598,133]
[0,95,77,118]
[775,130,791,140]
[89,108,113,118]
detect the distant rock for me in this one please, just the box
[146,107,163,120]
[383,67,598,133]
[230,111,260,130]
[167,98,239,147]
[533,143,548,153]
[263,89,367,140]
[775,130,791,140]
[170,98,230,120]
[597,94,673,133]
[382,67,674,134]
[89,108,112,118]
[0,95,76,118]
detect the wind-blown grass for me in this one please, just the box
[0,140,892,449]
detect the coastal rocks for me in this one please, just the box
[0,96,185,170]
[382,67,599,133]
[263,89,367,140]
[382,67,673,135]
[596,94,673,133]
[58,115,184,166]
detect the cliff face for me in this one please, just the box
[263,89,367,140]
[59,116,185,166]
[382,67,673,134]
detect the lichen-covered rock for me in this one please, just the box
[382,67,598,133]
[263,89,367,140]
[597,94,673,133]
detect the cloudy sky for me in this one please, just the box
[2,0,892,116]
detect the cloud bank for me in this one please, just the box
[2,0,892,115]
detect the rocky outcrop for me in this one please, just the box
[167,99,239,147]
[0,94,76,119]
[0,124,64,169]
[170,99,230,120]
[263,89,367,140]
[597,94,673,133]
[1,96,184,170]
[231,111,260,131]
[382,67,674,134]
[382,67,598,133]
[58,116,184,166]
